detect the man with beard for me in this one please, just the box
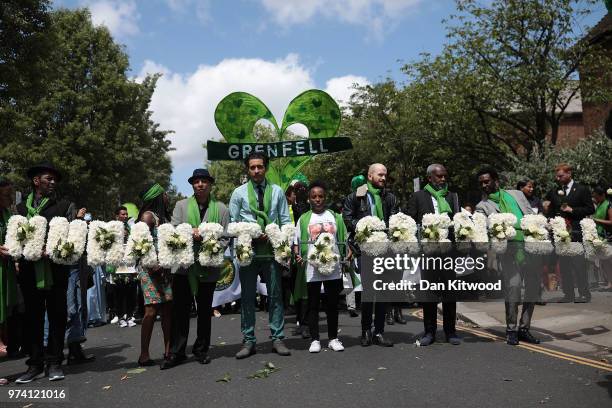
[161,169,229,368]
[343,163,398,347]
[15,163,77,383]
[407,164,461,346]
[476,167,541,346]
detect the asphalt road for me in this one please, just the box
[1,309,610,407]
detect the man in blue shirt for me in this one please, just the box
[229,152,291,359]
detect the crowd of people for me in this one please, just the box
[0,154,610,385]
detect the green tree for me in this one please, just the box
[446,0,612,153]
[0,8,173,218]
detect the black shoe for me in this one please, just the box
[418,333,435,346]
[235,342,256,359]
[361,329,373,347]
[292,325,303,336]
[506,331,519,346]
[373,333,393,347]
[197,354,211,364]
[47,364,65,381]
[518,329,540,344]
[15,366,44,384]
[138,358,157,367]
[67,343,95,365]
[386,312,394,325]
[349,309,359,318]
[301,327,311,339]
[394,307,407,324]
[446,333,461,345]
[160,354,186,370]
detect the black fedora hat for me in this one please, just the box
[188,168,215,184]
[26,162,62,182]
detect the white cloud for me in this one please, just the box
[260,0,422,39]
[164,0,211,23]
[325,75,370,107]
[137,55,368,193]
[86,0,140,38]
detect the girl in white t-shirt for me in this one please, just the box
[293,181,351,353]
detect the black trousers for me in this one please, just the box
[169,274,216,357]
[422,301,456,336]
[560,255,589,298]
[361,301,387,334]
[18,262,69,367]
[307,279,342,341]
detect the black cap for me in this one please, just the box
[188,168,215,184]
[26,162,62,182]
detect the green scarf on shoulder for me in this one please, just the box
[247,180,275,258]
[594,199,610,238]
[366,182,384,220]
[293,210,355,301]
[25,192,53,289]
[488,190,524,241]
[0,209,17,323]
[424,184,452,214]
[187,196,219,296]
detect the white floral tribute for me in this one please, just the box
[487,213,517,254]
[388,212,419,254]
[157,223,194,269]
[521,214,553,255]
[355,216,388,256]
[197,222,225,267]
[548,217,583,256]
[86,221,125,267]
[580,218,612,260]
[228,222,262,266]
[265,223,296,267]
[472,212,490,252]
[307,232,340,275]
[124,222,157,268]
[420,213,452,254]
[46,217,88,265]
[5,215,47,261]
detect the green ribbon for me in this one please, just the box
[489,190,525,264]
[366,182,384,220]
[424,184,452,214]
[294,210,352,301]
[187,196,219,296]
[142,183,164,202]
[25,192,53,289]
[594,199,610,238]
[0,208,17,323]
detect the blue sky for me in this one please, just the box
[51,0,608,195]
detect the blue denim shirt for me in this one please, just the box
[228,180,291,226]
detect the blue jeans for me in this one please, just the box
[65,266,87,344]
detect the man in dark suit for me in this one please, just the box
[407,164,461,346]
[343,163,399,347]
[15,163,77,383]
[544,163,594,303]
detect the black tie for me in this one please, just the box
[257,185,265,211]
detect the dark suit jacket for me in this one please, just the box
[406,189,460,225]
[545,181,594,235]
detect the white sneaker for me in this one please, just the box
[110,316,119,324]
[128,316,135,323]
[127,320,136,327]
[328,338,344,352]
[309,340,321,353]
[119,319,127,328]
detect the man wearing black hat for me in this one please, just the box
[15,163,77,383]
[161,169,229,369]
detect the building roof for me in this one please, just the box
[587,12,612,45]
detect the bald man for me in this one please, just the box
[343,163,399,347]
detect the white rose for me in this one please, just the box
[557,190,565,196]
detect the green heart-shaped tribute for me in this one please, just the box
[211,89,345,189]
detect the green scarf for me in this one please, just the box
[594,199,610,237]
[366,182,384,220]
[25,192,53,289]
[293,210,355,301]
[142,183,164,202]
[187,195,219,296]
[0,208,17,323]
[424,184,452,214]
[247,180,275,257]
[488,190,524,241]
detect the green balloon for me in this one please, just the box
[122,202,139,219]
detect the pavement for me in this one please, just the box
[1,307,611,407]
[454,289,612,362]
